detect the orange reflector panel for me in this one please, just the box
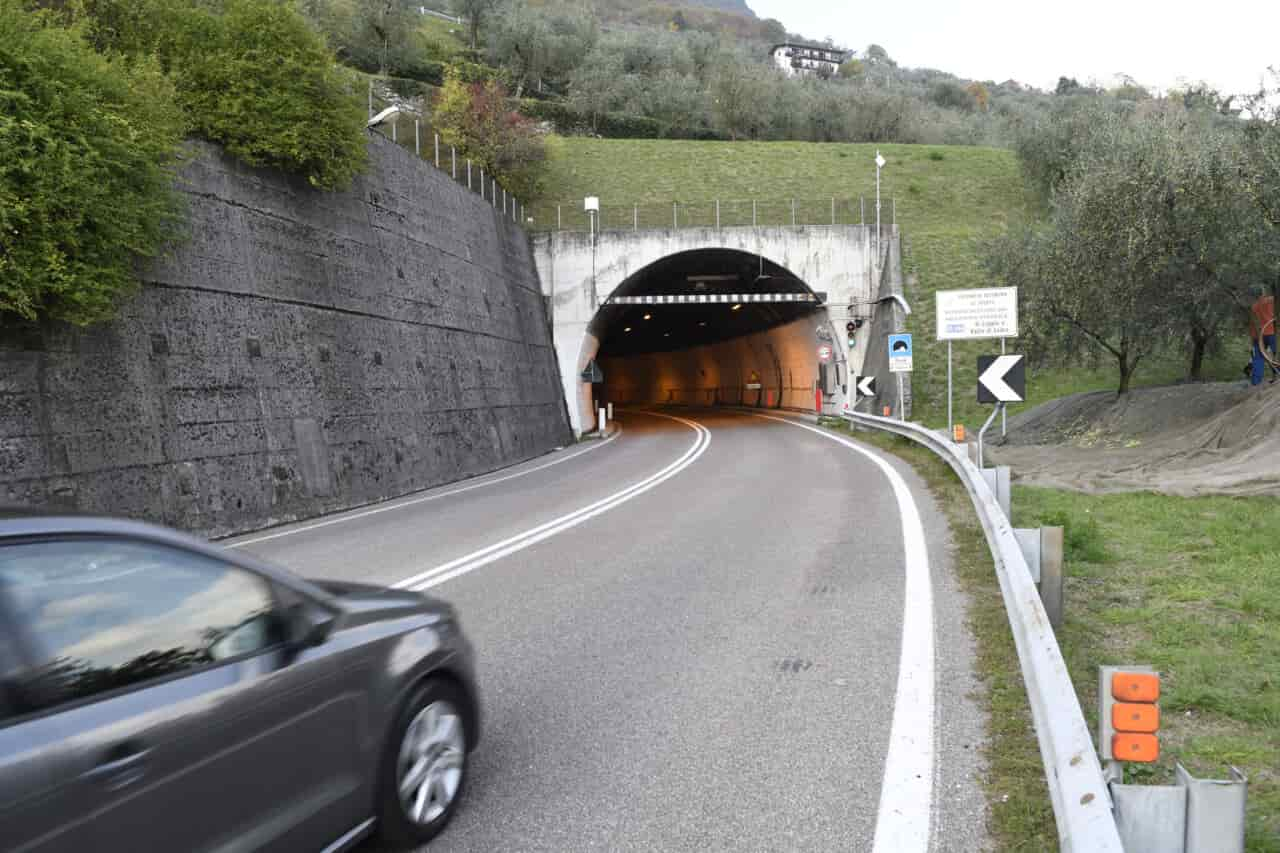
[882,406,892,417]
[1112,702,1159,733]
[1112,733,1159,763]
[953,424,966,442]
[1111,672,1159,703]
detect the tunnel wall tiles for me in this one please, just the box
[0,136,571,538]
[600,315,827,411]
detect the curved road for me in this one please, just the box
[230,409,989,852]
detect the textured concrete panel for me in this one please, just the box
[0,135,571,537]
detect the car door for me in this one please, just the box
[0,536,370,853]
[0,607,68,852]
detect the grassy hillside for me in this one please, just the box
[533,138,1245,427]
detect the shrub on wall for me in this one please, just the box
[173,0,368,190]
[0,1,185,325]
[435,65,548,199]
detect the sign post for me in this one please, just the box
[976,353,1026,468]
[936,287,1019,435]
[888,333,912,420]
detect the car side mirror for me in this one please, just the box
[286,604,337,650]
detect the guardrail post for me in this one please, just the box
[492,179,497,207]
[831,197,836,225]
[557,205,562,230]
[467,160,472,189]
[1040,526,1063,631]
[977,402,1004,469]
[673,202,678,229]
[435,133,440,167]
[982,465,1012,519]
[716,199,720,228]
[752,199,757,227]
[414,119,420,156]
[451,147,457,179]
[390,117,397,143]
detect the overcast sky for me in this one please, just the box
[747,0,1278,97]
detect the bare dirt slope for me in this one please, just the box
[990,381,1280,497]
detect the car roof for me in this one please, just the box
[0,510,337,605]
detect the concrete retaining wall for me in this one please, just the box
[0,136,571,538]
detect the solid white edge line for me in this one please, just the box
[750,413,935,853]
[394,412,710,591]
[227,428,622,549]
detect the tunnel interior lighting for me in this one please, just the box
[624,327,632,332]
[687,274,738,282]
[643,313,652,320]
[699,321,708,326]
[731,304,742,311]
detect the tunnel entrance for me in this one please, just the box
[583,249,843,416]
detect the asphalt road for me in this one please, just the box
[231,408,990,852]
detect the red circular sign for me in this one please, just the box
[817,344,833,363]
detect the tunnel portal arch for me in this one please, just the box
[532,226,878,434]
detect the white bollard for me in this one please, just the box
[607,402,613,420]
[598,407,607,433]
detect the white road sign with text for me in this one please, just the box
[936,287,1019,340]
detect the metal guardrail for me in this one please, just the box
[843,411,1124,853]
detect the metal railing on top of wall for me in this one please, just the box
[529,196,897,233]
[843,410,1124,853]
[367,108,528,227]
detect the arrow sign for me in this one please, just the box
[977,354,1025,403]
[853,375,877,398]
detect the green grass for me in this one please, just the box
[823,419,1280,850]
[535,138,1247,428]
[1014,487,1280,851]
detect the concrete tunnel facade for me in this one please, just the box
[532,225,883,434]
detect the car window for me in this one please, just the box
[0,539,282,712]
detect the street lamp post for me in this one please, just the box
[875,150,885,265]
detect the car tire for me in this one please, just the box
[377,679,470,848]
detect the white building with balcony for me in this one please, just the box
[770,43,851,78]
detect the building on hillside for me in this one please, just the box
[770,43,851,78]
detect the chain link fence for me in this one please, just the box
[528,196,893,233]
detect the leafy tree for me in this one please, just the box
[965,81,990,111]
[759,17,786,44]
[354,0,418,75]
[1013,96,1129,200]
[710,53,776,140]
[929,80,974,112]
[174,0,368,189]
[567,46,626,132]
[837,58,863,80]
[993,108,1258,391]
[487,1,593,96]
[451,0,495,50]
[0,0,185,324]
[1241,70,1280,332]
[863,43,895,67]
[434,65,547,198]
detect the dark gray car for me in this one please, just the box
[0,511,480,852]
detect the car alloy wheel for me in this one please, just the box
[396,699,466,825]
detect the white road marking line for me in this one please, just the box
[395,412,710,592]
[750,413,935,853]
[227,428,622,549]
